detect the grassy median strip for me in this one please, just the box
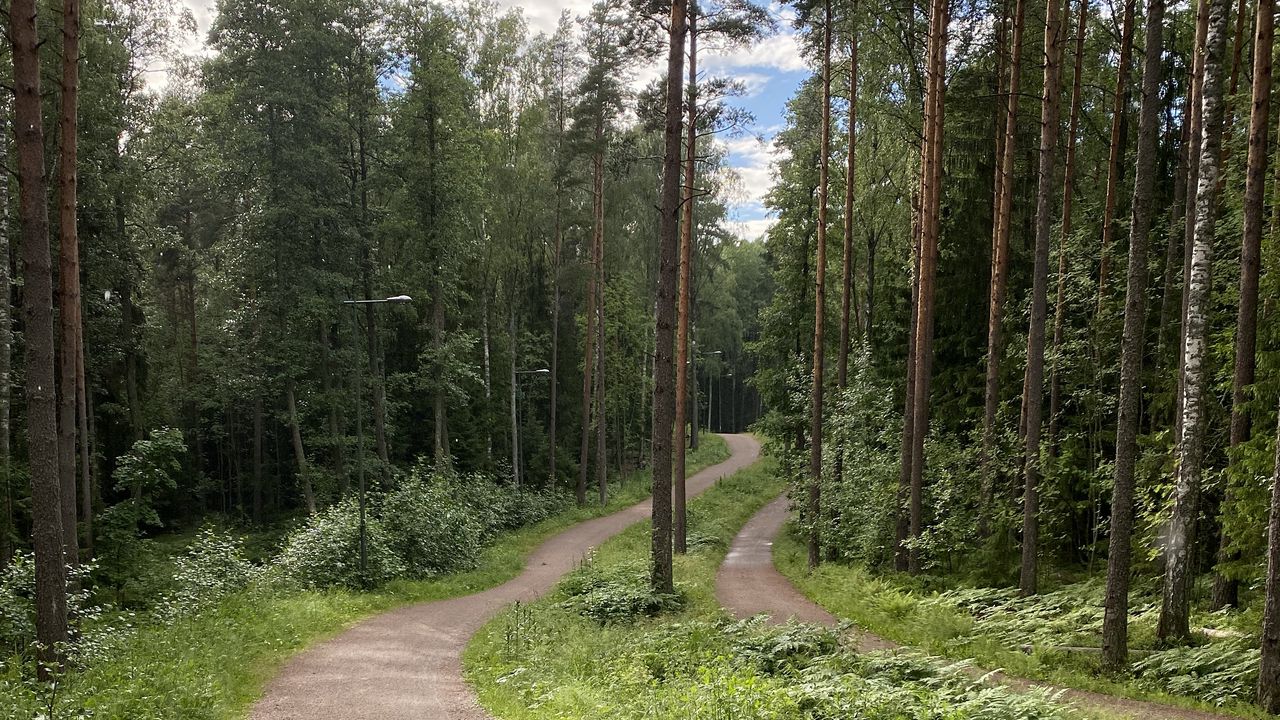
[465,462,1087,720]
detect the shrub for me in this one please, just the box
[559,560,682,624]
[381,474,485,577]
[274,501,403,589]
[1133,639,1259,706]
[157,528,259,621]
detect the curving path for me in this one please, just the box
[716,493,1238,720]
[250,433,760,720]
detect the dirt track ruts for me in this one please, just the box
[716,493,1238,720]
[249,433,760,720]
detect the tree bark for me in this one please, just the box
[980,0,1027,528]
[907,0,948,575]
[1159,0,1230,643]
[594,222,607,505]
[10,0,70,670]
[1019,0,1065,596]
[549,179,563,484]
[1048,0,1088,454]
[674,7,698,553]
[838,7,859,390]
[808,0,833,569]
[0,108,12,567]
[57,0,82,570]
[1257,402,1280,712]
[578,139,602,507]
[652,0,687,596]
[1213,0,1271,611]
[1093,0,1136,310]
[77,327,92,557]
[895,195,921,572]
[286,380,317,515]
[1101,0,1164,671]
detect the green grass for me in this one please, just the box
[465,461,1090,720]
[773,527,1270,720]
[0,435,729,720]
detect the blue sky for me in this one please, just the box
[178,0,808,241]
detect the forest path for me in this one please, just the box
[716,494,1238,720]
[249,433,760,720]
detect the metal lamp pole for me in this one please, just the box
[341,295,412,579]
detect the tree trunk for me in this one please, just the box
[979,0,1027,528]
[1048,0,1088,454]
[509,305,520,485]
[907,0,948,575]
[674,7,697,553]
[1257,402,1280,712]
[1213,0,1271,611]
[1101,0,1164,671]
[550,186,562,483]
[286,380,316,515]
[56,0,82,570]
[1176,0,1212,450]
[838,8,859,390]
[1019,0,1065,596]
[252,395,264,523]
[1159,0,1230,643]
[578,138,602,507]
[594,174,607,506]
[77,327,92,557]
[652,0,688,596]
[10,0,70,670]
[896,191,922,573]
[1093,0,1136,310]
[808,0,833,569]
[0,108,12,567]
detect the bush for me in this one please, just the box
[381,474,485,577]
[558,560,682,624]
[1133,639,1259,706]
[157,528,259,621]
[274,501,403,589]
[0,552,112,662]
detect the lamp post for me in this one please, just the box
[514,368,550,485]
[722,372,733,433]
[691,349,720,445]
[341,294,412,579]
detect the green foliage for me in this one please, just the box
[274,502,404,590]
[558,558,683,624]
[157,528,259,622]
[1132,641,1260,707]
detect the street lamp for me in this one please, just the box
[341,294,412,580]
[513,368,550,486]
[703,350,721,432]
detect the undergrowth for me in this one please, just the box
[0,435,729,720]
[466,457,1087,720]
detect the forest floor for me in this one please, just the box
[248,434,761,720]
[741,495,1255,720]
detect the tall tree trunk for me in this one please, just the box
[838,8,859,389]
[1176,0,1212,450]
[1019,0,1065,596]
[1213,0,1271,611]
[10,0,70,670]
[1157,68,1191,371]
[578,141,602,507]
[674,6,698,553]
[896,192,922,572]
[980,0,1027,528]
[549,188,562,483]
[808,0,833,570]
[252,395,264,523]
[56,0,82,569]
[0,108,12,567]
[652,0,688,596]
[1159,0,1230,643]
[594,222,607,505]
[1257,402,1280,712]
[77,330,91,557]
[907,0,949,575]
[1093,0,1136,310]
[1048,0,1088,454]
[1101,0,1165,670]
[286,380,316,515]
[865,225,877,349]
[509,304,520,485]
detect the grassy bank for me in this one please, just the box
[774,527,1266,719]
[466,460,1085,720]
[0,435,729,720]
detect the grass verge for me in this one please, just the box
[773,527,1267,719]
[465,462,1086,720]
[0,435,729,720]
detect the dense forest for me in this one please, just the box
[3,0,1280,715]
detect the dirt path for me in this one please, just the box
[249,434,760,720]
[716,494,1239,720]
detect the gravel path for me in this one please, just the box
[716,493,1240,720]
[248,433,760,720]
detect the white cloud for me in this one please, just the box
[703,31,806,74]
[728,217,775,242]
[722,134,785,209]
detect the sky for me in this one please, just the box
[177,0,809,241]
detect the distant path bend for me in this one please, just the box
[250,433,760,720]
[717,494,1237,720]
